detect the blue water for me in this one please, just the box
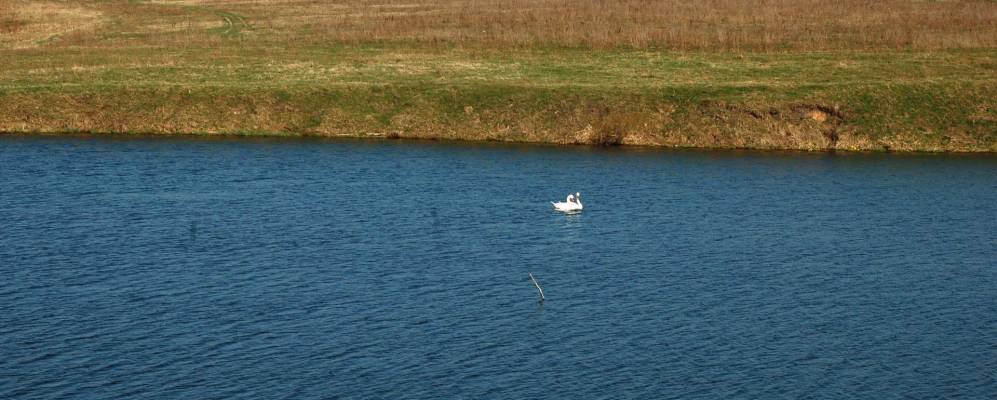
[1,135,995,399]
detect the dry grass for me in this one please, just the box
[0,1,22,34]
[0,1,104,49]
[137,0,997,51]
[7,0,994,51]
[1,0,994,151]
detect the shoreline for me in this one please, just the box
[3,49,993,154]
[0,84,997,153]
[3,130,994,155]
[2,1,994,154]
[2,81,993,153]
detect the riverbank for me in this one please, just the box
[2,1,995,152]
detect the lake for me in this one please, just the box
[1,135,994,399]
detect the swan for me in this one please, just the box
[552,192,583,212]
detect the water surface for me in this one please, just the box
[1,135,995,399]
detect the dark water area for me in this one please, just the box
[1,135,995,399]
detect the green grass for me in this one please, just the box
[0,2,994,151]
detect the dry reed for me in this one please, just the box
[236,0,997,51]
[17,0,996,51]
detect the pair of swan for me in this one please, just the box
[552,192,583,212]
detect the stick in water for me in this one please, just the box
[528,273,545,302]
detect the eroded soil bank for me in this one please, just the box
[2,83,993,152]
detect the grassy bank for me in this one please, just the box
[1,1,995,151]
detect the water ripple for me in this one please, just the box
[1,136,995,399]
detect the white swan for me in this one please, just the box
[552,192,583,212]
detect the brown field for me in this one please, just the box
[3,0,995,51]
[17,0,997,51]
[1,0,994,151]
[0,1,103,49]
[243,0,997,50]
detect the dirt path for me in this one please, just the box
[215,10,248,37]
[141,0,249,37]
